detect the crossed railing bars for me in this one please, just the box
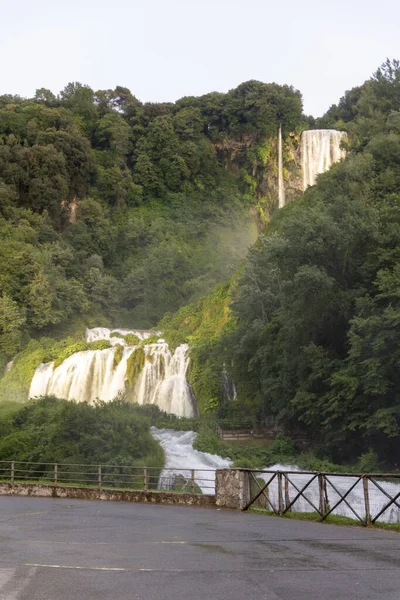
[242,470,400,526]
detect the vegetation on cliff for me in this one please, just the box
[1,60,399,471]
[0,79,304,377]
[179,59,400,467]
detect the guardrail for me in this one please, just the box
[243,469,400,525]
[213,422,254,440]
[0,461,216,495]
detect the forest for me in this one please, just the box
[0,59,399,468]
[161,59,400,467]
[0,77,303,366]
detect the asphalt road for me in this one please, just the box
[0,497,399,599]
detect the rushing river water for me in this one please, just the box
[256,464,400,524]
[152,430,400,522]
[151,428,231,494]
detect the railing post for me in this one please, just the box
[324,476,329,513]
[143,468,148,491]
[278,472,283,515]
[284,475,290,512]
[363,476,371,526]
[318,474,326,516]
[11,461,14,484]
[98,465,102,493]
[191,470,195,494]
[54,464,57,485]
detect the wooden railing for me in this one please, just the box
[213,422,254,440]
[242,469,400,526]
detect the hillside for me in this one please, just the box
[1,60,399,469]
[161,59,400,467]
[0,79,307,377]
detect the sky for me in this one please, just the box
[0,0,399,117]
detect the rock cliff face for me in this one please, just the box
[214,127,346,220]
[213,130,303,223]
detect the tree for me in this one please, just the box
[96,113,132,156]
[34,88,57,106]
[0,295,26,359]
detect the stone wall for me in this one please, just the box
[0,483,216,508]
[215,469,250,510]
[0,471,254,511]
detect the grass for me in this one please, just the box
[248,508,400,532]
[228,439,273,449]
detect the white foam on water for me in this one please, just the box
[151,427,231,494]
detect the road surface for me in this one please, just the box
[0,497,399,599]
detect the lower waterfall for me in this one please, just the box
[301,129,346,190]
[29,328,197,417]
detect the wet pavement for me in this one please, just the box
[0,497,399,599]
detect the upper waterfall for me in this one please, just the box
[301,129,346,190]
[278,123,286,208]
[29,328,197,418]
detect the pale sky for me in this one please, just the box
[0,0,399,117]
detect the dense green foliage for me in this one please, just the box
[160,60,400,468]
[126,347,146,392]
[0,396,164,467]
[111,332,140,345]
[1,60,399,471]
[219,60,400,466]
[0,79,304,375]
[159,281,234,413]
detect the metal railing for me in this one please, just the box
[243,469,400,525]
[0,461,216,495]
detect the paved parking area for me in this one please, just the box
[0,497,399,599]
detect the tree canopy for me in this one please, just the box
[0,78,304,372]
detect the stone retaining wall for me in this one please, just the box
[0,483,216,507]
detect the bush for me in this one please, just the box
[0,396,164,469]
[114,344,124,367]
[270,434,296,458]
[358,449,381,473]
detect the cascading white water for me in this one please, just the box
[150,428,400,521]
[222,365,237,403]
[85,327,153,344]
[149,433,400,521]
[301,129,346,190]
[278,123,286,208]
[151,427,231,494]
[29,328,197,417]
[135,343,197,417]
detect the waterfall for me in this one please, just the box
[134,342,197,418]
[301,129,346,190]
[278,123,286,208]
[29,329,197,417]
[222,365,237,403]
[85,327,153,344]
